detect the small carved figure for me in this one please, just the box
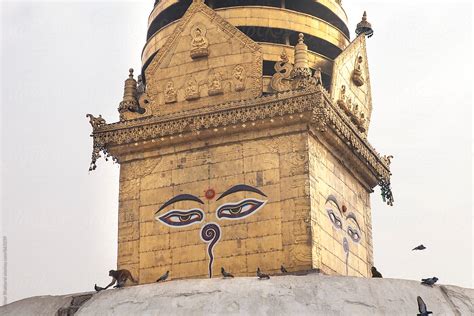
[352,103,359,116]
[352,55,365,86]
[164,81,177,103]
[313,67,323,86]
[221,267,234,278]
[156,270,169,282]
[371,266,383,278]
[208,72,223,96]
[102,269,137,289]
[270,50,293,92]
[86,114,106,129]
[337,85,346,108]
[350,104,362,126]
[233,65,245,91]
[137,75,145,96]
[382,155,394,166]
[257,267,270,280]
[357,112,367,132]
[190,24,209,59]
[185,77,200,100]
[342,98,352,116]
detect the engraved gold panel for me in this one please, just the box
[142,1,263,118]
[330,35,372,132]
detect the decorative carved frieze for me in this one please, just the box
[144,0,263,108]
[90,87,391,187]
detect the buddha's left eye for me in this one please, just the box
[347,226,361,242]
[157,209,204,227]
[216,199,266,220]
[327,209,343,229]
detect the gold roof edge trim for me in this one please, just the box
[89,87,391,183]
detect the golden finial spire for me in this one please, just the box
[118,68,139,121]
[355,11,374,38]
[294,33,309,73]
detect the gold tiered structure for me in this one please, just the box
[88,0,392,284]
[143,0,350,93]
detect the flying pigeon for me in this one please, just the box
[421,277,438,286]
[412,244,426,251]
[417,296,433,315]
[156,271,169,283]
[94,284,105,292]
[371,266,383,278]
[280,265,288,274]
[257,267,270,280]
[221,267,234,278]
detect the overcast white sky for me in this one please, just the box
[0,0,472,304]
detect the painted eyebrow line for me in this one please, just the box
[326,195,342,214]
[156,194,204,213]
[216,184,267,201]
[345,212,361,230]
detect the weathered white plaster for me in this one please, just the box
[1,275,472,315]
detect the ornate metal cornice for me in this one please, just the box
[88,86,392,200]
[315,88,391,180]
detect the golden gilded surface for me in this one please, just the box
[330,35,372,134]
[260,43,333,74]
[136,1,263,120]
[147,0,348,29]
[142,7,349,65]
[88,0,392,283]
[217,7,349,47]
[117,126,314,282]
[116,123,374,282]
[309,136,372,277]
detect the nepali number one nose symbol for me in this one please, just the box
[155,184,267,278]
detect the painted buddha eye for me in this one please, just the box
[327,210,343,229]
[157,209,204,227]
[216,199,266,220]
[347,226,361,242]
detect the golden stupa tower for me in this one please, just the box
[88,0,393,284]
